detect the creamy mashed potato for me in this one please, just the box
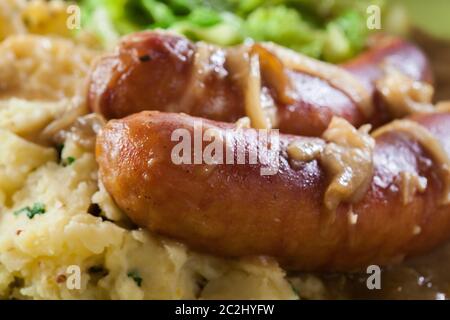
[0,0,300,300]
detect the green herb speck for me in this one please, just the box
[127,270,143,287]
[14,202,46,219]
[63,156,76,167]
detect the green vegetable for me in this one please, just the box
[171,12,243,45]
[187,7,222,27]
[323,22,352,63]
[127,270,143,287]
[14,202,46,219]
[77,0,388,62]
[141,0,176,28]
[62,156,76,167]
[333,10,368,54]
[245,5,323,58]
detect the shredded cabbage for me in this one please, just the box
[78,0,386,62]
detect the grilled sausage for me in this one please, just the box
[96,111,450,271]
[88,31,432,136]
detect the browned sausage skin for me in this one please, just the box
[96,111,450,271]
[88,32,244,124]
[88,31,432,136]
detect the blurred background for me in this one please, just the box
[402,0,450,40]
[402,0,450,100]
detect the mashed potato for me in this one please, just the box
[0,0,301,300]
[0,34,94,100]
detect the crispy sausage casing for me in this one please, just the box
[96,111,450,271]
[88,32,431,136]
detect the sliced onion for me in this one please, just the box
[373,119,450,205]
[246,54,271,129]
[250,44,293,105]
[375,66,434,117]
[174,42,215,113]
[260,42,373,118]
[39,96,88,145]
[227,46,272,129]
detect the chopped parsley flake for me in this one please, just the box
[127,270,143,287]
[14,202,46,219]
[62,156,76,167]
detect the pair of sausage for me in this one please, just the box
[91,31,450,271]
